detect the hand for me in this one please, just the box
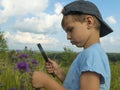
[45,58,59,75]
[32,71,66,90]
[45,59,66,82]
[32,71,49,88]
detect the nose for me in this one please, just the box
[67,33,71,40]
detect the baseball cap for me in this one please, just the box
[62,0,113,37]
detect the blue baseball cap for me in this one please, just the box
[62,0,113,37]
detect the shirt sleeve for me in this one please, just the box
[78,50,105,84]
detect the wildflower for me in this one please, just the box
[16,50,20,53]
[19,54,28,59]
[17,62,29,72]
[25,46,27,49]
[15,50,20,56]
[31,60,38,65]
[9,88,16,90]
[30,50,34,56]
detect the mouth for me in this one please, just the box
[70,41,76,45]
[70,41,82,47]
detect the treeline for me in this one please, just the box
[47,47,78,68]
[107,53,120,62]
[47,50,120,66]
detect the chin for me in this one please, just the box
[76,45,82,47]
[75,44,83,47]
[71,42,83,47]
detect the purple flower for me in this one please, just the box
[31,60,38,65]
[16,50,20,52]
[9,88,16,90]
[29,60,38,71]
[19,54,28,59]
[17,62,29,72]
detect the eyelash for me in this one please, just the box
[67,28,73,33]
[69,29,73,32]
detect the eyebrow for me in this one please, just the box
[64,26,73,32]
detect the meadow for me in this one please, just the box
[0,47,120,90]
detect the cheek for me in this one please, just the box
[73,31,82,39]
[74,28,83,36]
[73,32,88,44]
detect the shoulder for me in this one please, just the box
[82,43,107,58]
[76,43,109,74]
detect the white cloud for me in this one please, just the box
[0,0,48,23]
[4,31,60,50]
[0,0,63,34]
[0,0,64,51]
[12,13,62,34]
[5,31,59,44]
[0,12,9,24]
[54,2,63,14]
[2,0,48,15]
[106,16,117,24]
[100,36,120,52]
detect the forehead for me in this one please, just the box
[62,15,74,28]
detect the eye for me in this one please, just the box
[69,28,73,32]
[66,27,73,33]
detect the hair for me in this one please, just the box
[61,14,101,31]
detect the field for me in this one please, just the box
[110,62,120,90]
[0,49,120,90]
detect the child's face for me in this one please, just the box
[63,15,92,48]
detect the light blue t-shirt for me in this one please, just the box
[63,43,111,90]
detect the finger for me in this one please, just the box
[46,68,54,72]
[45,64,53,70]
[47,69,54,73]
[46,67,52,71]
[46,67,54,70]
[45,62,52,67]
[48,58,54,63]
[45,62,51,65]
[45,63,52,67]
[45,65,52,68]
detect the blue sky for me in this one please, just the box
[0,0,120,52]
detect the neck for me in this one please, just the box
[84,31,100,49]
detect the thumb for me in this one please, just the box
[48,58,54,64]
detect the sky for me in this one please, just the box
[0,0,120,53]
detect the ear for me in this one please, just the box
[85,15,95,29]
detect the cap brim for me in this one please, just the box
[99,19,113,37]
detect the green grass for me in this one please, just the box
[0,51,120,90]
[110,62,120,90]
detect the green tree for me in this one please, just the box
[60,47,78,67]
[0,31,7,51]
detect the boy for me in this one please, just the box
[32,0,113,90]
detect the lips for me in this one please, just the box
[70,41,76,44]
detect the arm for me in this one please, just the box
[32,71,66,90]
[45,59,66,82]
[80,71,100,90]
